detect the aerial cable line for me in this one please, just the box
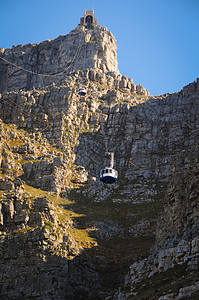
[0,32,85,78]
[0,56,68,77]
[0,32,88,130]
[2,96,46,123]
[1,97,50,132]
[78,32,88,96]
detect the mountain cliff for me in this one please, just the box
[0,11,199,299]
[0,23,119,93]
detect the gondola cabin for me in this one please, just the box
[78,87,87,96]
[100,152,118,184]
[100,167,118,184]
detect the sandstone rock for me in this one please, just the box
[0,178,14,191]
[72,165,88,183]
[0,11,199,300]
[0,25,119,94]
[2,200,15,223]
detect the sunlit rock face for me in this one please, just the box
[0,22,119,93]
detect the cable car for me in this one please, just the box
[100,168,118,184]
[100,152,118,184]
[78,87,87,96]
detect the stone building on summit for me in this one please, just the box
[79,10,98,28]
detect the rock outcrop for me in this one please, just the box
[0,23,120,93]
[114,139,199,299]
[0,120,99,299]
[0,72,198,182]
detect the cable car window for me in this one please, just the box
[109,169,112,173]
[106,169,109,173]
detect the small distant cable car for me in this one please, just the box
[78,87,87,96]
[100,152,118,184]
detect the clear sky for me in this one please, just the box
[1,0,199,95]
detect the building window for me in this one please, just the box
[86,15,93,28]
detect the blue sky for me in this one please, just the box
[1,0,199,95]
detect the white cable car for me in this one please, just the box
[78,87,87,96]
[100,152,118,184]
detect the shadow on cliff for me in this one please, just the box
[65,176,164,299]
[0,221,103,300]
[67,87,199,298]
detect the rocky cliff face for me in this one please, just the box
[115,145,199,299]
[0,121,100,299]
[0,71,198,182]
[0,24,119,93]
[0,17,199,300]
